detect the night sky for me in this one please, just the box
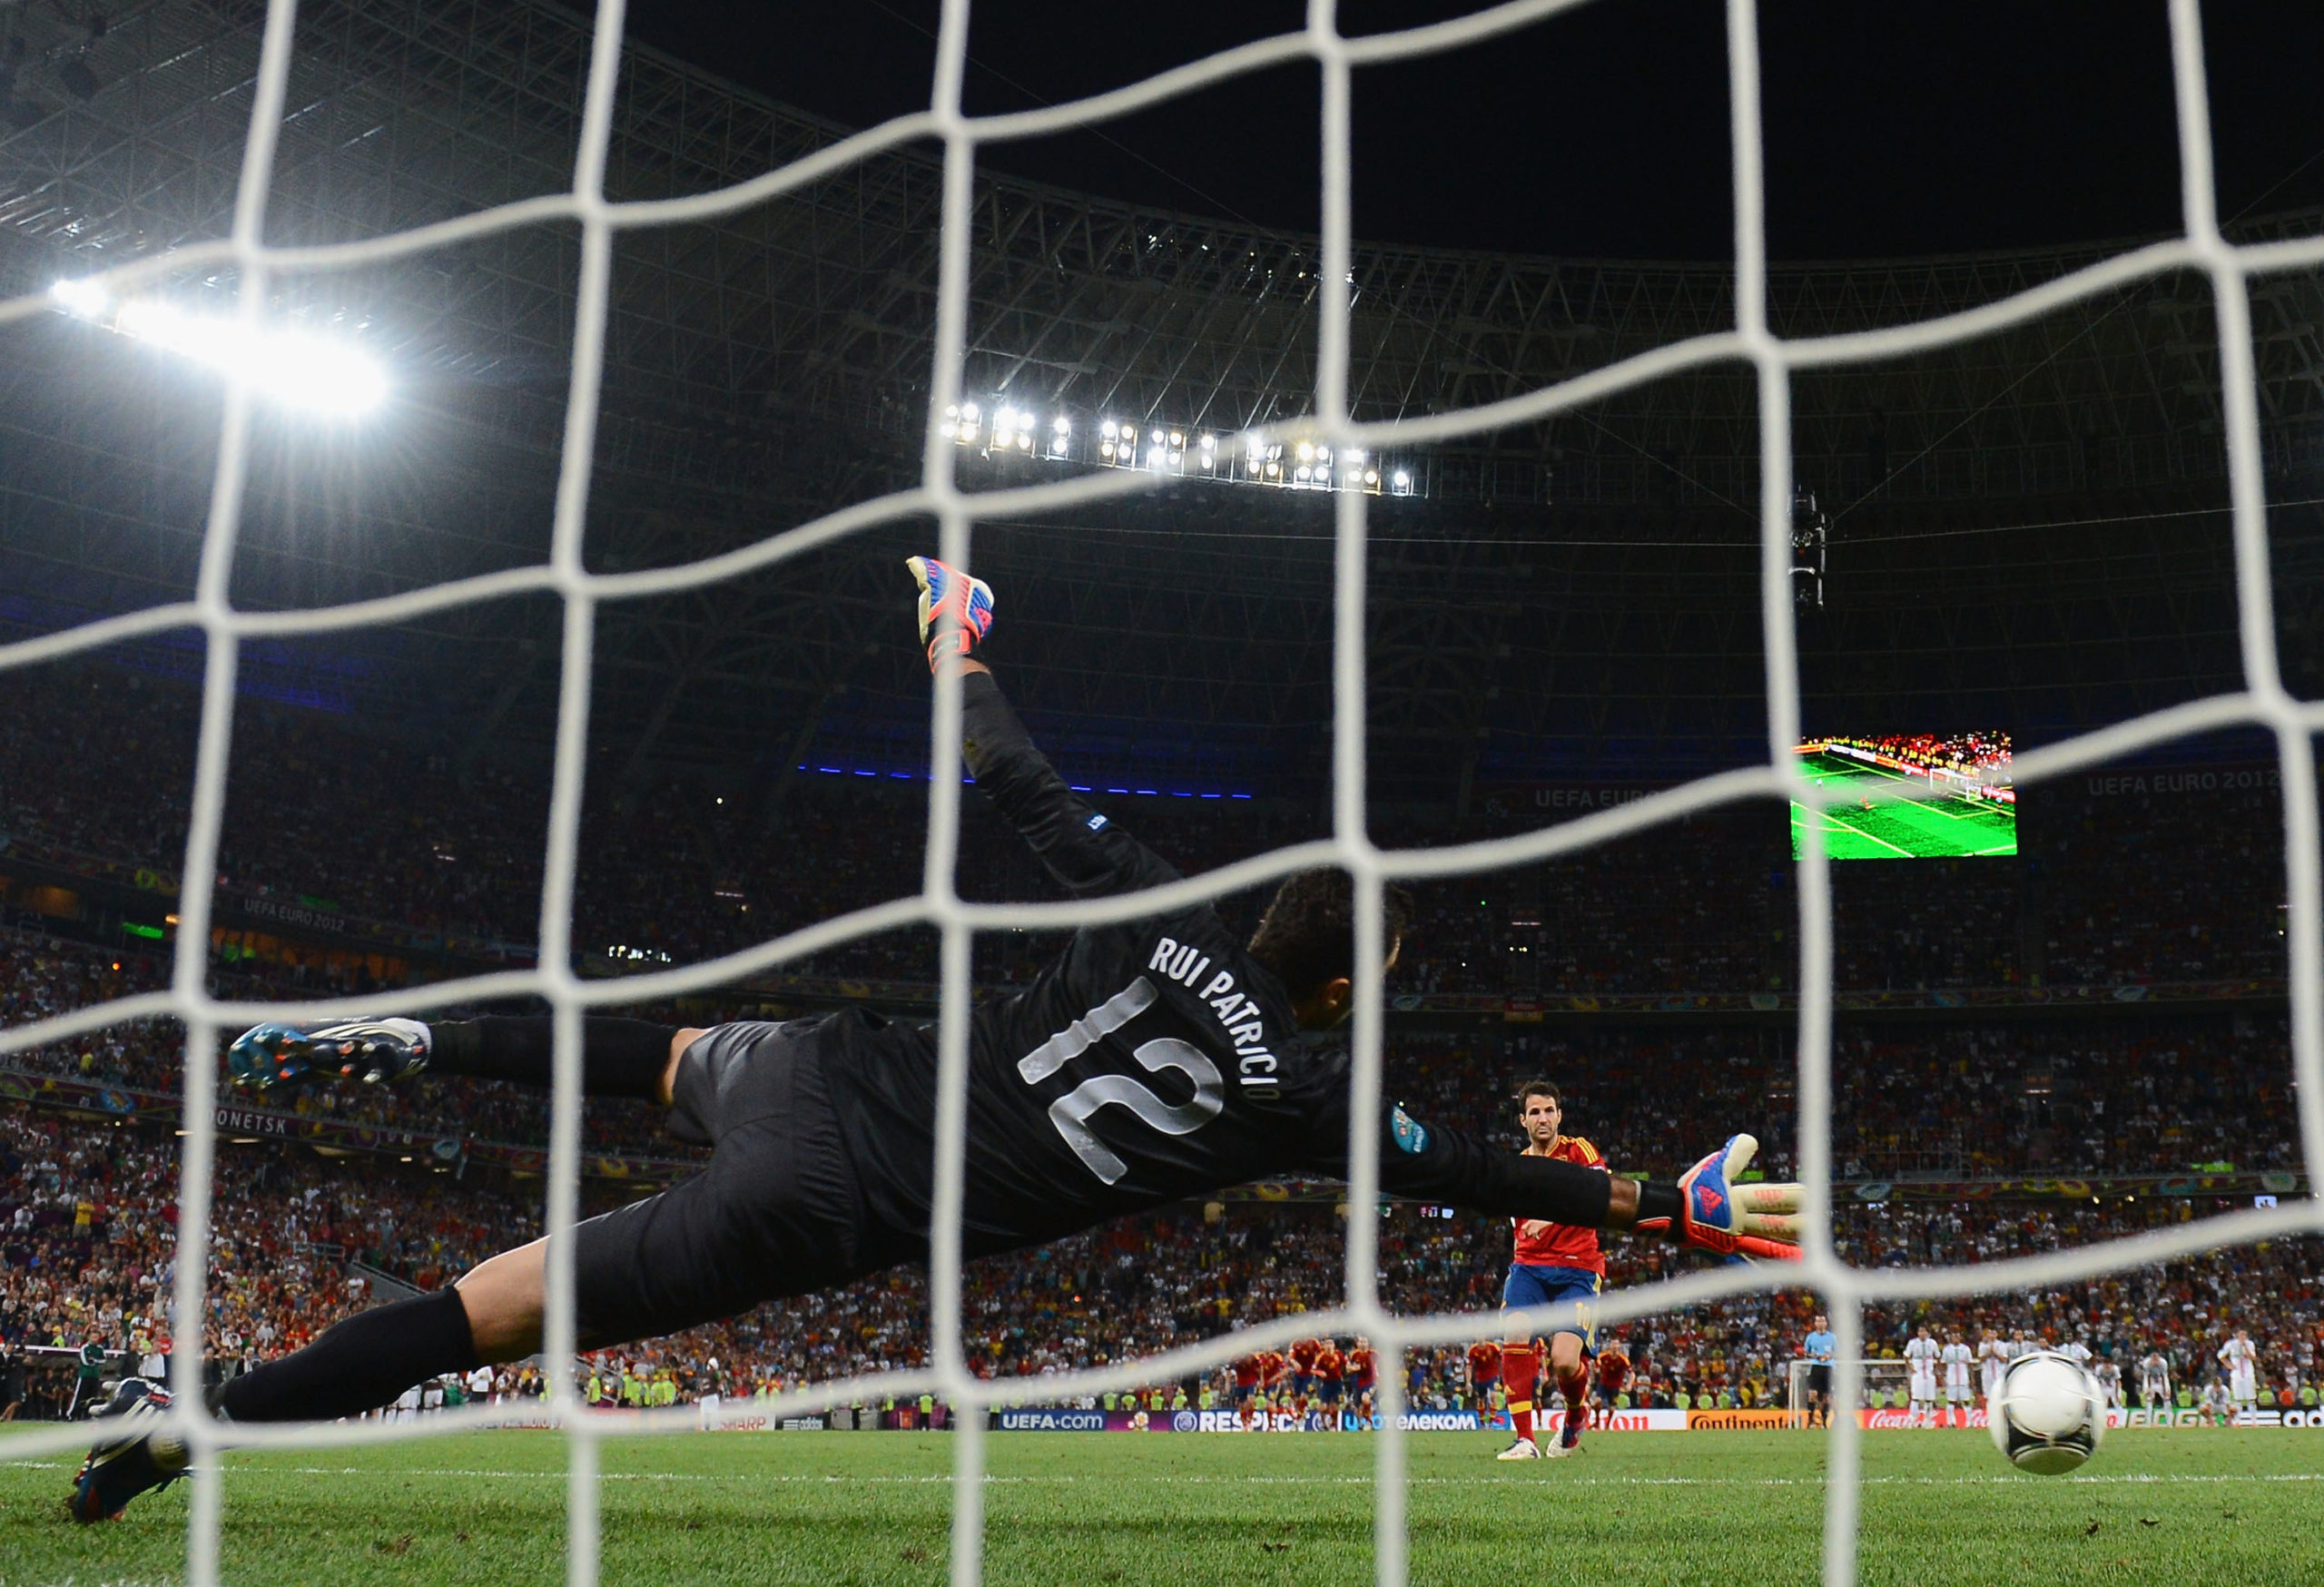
[625,0,2324,261]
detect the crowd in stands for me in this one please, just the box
[3,664,2316,1423]
[3,923,2304,1185]
[5,1097,2317,1422]
[1818,732,2013,779]
[0,664,2300,1005]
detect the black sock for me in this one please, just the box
[217,1287,480,1424]
[1638,1182,1683,1227]
[430,1015,677,1102]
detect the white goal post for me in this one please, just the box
[1785,1360,1982,1426]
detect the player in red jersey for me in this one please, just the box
[1348,1337,1378,1425]
[1466,1339,1502,1414]
[1256,1348,1288,1425]
[1314,1339,1347,1427]
[1288,1336,1323,1415]
[1593,1339,1633,1425]
[1231,1354,1265,1429]
[1498,1079,1609,1460]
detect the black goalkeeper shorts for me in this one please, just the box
[570,1020,868,1347]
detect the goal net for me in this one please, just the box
[1,3,2319,1587]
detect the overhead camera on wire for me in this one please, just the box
[1792,488,1828,610]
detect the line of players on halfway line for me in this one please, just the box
[1225,1078,1640,1455]
[1875,1323,2270,1424]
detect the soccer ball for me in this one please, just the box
[1989,1351,2104,1474]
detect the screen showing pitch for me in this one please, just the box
[1790,734,2015,860]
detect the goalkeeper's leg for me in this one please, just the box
[229,1013,694,1105]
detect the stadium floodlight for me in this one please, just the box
[1053,415,1071,434]
[50,281,388,417]
[49,278,109,318]
[1099,440,1118,460]
[1364,468,1380,486]
[1167,430,1184,448]
[1198,433,1216,450]
[1295,440,1315,463]
[1100,419,1118,439]
[1145,445,1164,468]
[1393,469,1413,489]
[1295,464,1313,482]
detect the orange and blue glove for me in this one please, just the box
[906,556,994,671]
[1637,1134,1804,1262]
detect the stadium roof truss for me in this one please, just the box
[1,0,2321,782]
[5,0,2322,498]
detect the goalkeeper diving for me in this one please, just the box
[69,557,1804,1520]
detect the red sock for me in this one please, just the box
[1502,1345,1537,1441]
[1557,1365,1590,1430]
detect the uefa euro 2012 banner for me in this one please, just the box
[1856,1406,2324,1431]
[990,1408,1699,1433]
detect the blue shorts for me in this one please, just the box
[1233,1383,1255,1403]
[1502,1264,1600,1354]
[1317,1380,1342,1405]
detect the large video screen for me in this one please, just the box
[1791,734,2016,860]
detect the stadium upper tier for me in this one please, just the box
[3,0,2321,791]
[0,664,2297,1009]
[4,1099,2315,1413]
[1,0,2320,508]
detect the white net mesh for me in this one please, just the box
[0,0,2320,1583]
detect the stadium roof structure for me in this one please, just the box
[1,0,2321,798]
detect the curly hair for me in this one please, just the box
[1245,869,1413,1000]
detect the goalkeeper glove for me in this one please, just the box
[1659,1134,1804,1258]
[906,556,994,670]
[1634,1220,1802,1264]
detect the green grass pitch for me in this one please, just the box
[1792,751,2018,861]
[5,1427,2316,1586]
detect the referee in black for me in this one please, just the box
[72,557,1799,1520]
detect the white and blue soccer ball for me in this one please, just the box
[1989,1350,2104,1474]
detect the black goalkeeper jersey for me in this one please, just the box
[809,669,1613,1264]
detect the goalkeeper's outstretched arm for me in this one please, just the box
[1310,1100,1803,1259]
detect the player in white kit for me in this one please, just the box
[2137,1347,2171,1411]
[1977,1329,2010,1405]
[1904,1326,1942,1425]
[2219,1330,2259,1414]
[2094,1358,2122,1407]
[1940,1333,1974,1420]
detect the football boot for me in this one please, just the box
[226,1017,431,1095]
